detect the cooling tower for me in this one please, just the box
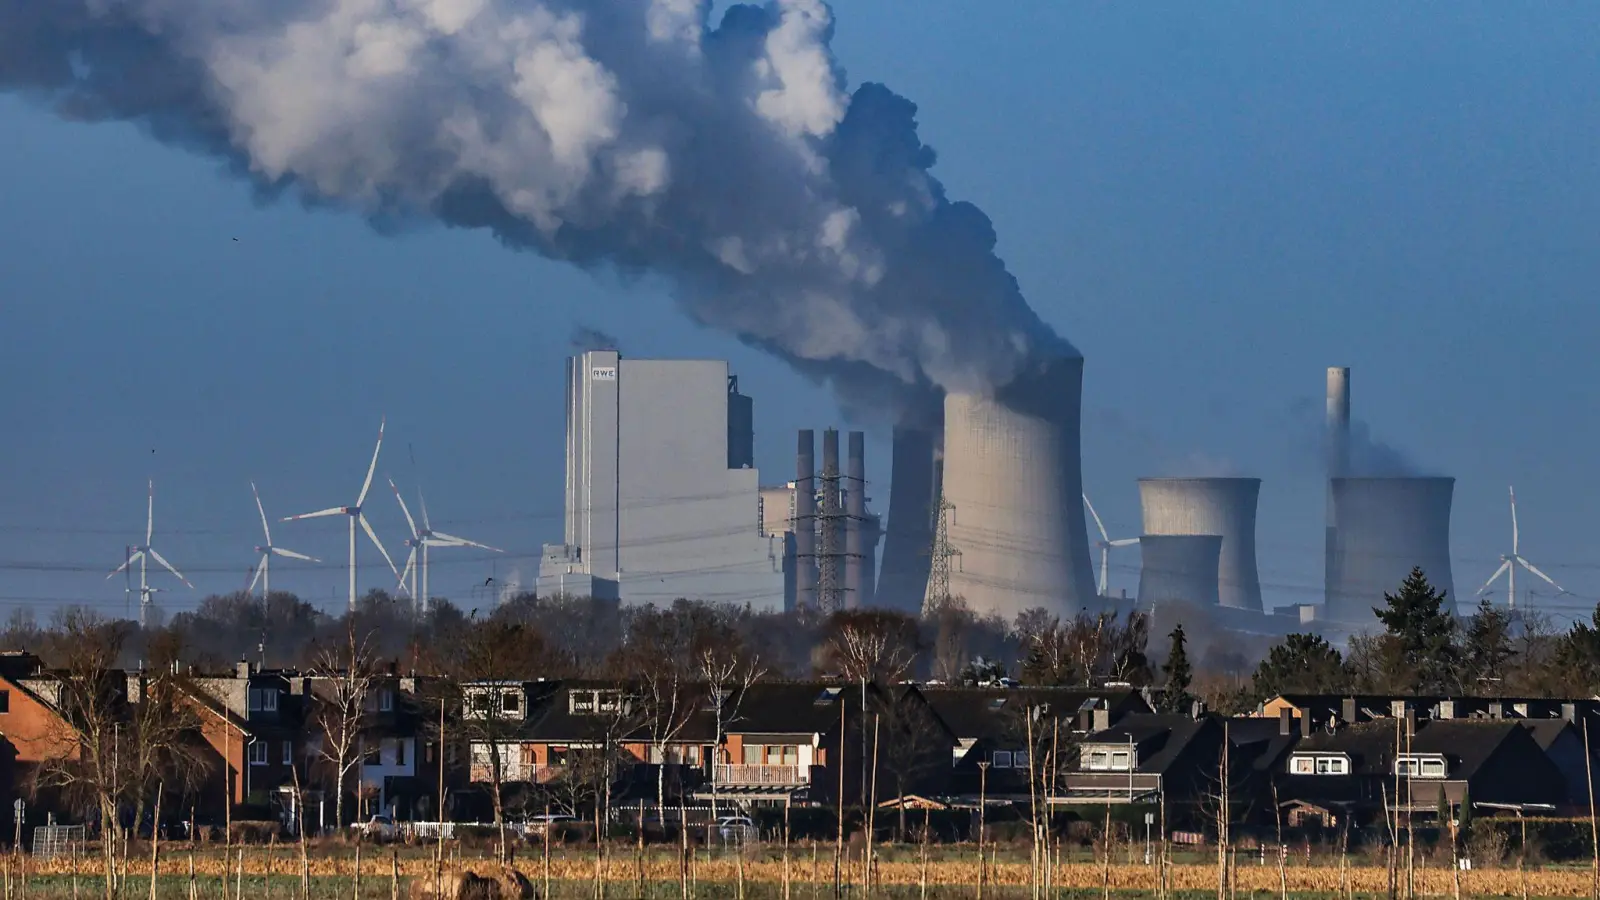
[876,423,941,614]
[1137,478,1263,611]
[844,431,868,609]
[941,356,1097,620]
[795,430,817,610]
[1137,535,1223,608]
[1327,476,1455,625]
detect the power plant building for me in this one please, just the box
[938,356,1098,620]
[537,350,784,609]
[1326,476,1456,625]
[1137,477,1263,611]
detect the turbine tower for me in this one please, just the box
[247,482,320,599]
[283,417,400,611]
[1083,493,1138,596]
[391,477,503,613]
[106,479,193,627]
[1477,486,1565,609]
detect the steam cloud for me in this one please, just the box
[1,0,1070,408]
[569,325,620,352]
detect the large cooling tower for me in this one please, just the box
[1327,476,1455,624]
[1137,478,1263,611]
[941,356,1097,619]
[876,423,941,613]
[1137,535,1223,608]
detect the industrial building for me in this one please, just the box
[937,355,1098,620]
[777,429,880,612]
[536,350,784,609]
[1137,477,1263,611]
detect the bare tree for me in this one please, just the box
[699,646,765,819]
[822,610,920,683]
[308,623,375,830]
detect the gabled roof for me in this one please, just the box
[1291,719,1526,780]
[1080,714,1218,774]
[918,686,1148,739]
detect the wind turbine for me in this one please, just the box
[247,482,320,599]
[1477,485,1566,610]
[283,417,401,611]
[107,479,193,627]
[391,477,503,613]
[1083,493,1139,597]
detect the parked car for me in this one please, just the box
[356,814,398,842]
[716,815,756,844]
[522,813,577,838]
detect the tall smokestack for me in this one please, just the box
[845,431,867,609]
[1326,367,1350,607]
[1327,476,1455,625]
[877,421,942,614]
[819,428,843,611]
[795,430,817,611]
[942,356,1097,619]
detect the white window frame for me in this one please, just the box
[379,690,394,712]
[1291,756,1315,775]
[1110,751,1132,771]
[1014,750,1031,771]
[248,742,268,766]
[1087,750,1110,770]
[1396,755,1447,778]
[282,740,293,765]
[991,750,1013,768]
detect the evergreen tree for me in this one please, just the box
[1251,633,1351,700]
[1159,623,1193,713]
[1461,597,1516,691]
[1373,567,1459,693]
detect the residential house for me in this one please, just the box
[701,681,881,808]
[1052,711,1225,825]
[184,663,312,828]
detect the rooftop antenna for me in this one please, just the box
[1477,485,1566,610]
[1083,493,1139,597]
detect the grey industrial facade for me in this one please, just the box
[537,350,785,609]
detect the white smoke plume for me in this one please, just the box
[1,0,1071,408]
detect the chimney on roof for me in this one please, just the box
[235,660,250,680]
[1092,706,1110,733]
[1405,707,1416,738]
[1390,699,1407,719]
[1439,700,1454,720]
[1563,703,1577,723]
[1278,707,1292,737]
[1490,701,1503,720]
[1191,700,1206,720]
[1300,710,1313,739]
[1340,697,1357,726]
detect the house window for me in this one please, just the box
[1111,751,1131,770]
[1290,755,1348,775]
[1014,750,1030,770]
[249,688,278,712]
[472,693,492,715]
[764,745,799,766]
[379,690,394,712]
[0,690,10,713]
[364,743,380,765]
[248,742,268,766]
[991,751,1013,768]
[282,741,293,765]
[394,740,407,767]
[1396,756,1447,778]
[502,692,520,715]
[1087,750,1109,770]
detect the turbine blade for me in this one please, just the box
[1098,547,1109,596]
[357,417,385,507]
[359,514,400,578]
[248,556,266,594]
[1509,485,1519,554]
[1476,559,1511,596]
[390,478,419,537]
[108,550,145,579]
[271,547,320,562]
[428,531,503,553]
[1514,557,1565,593]
[146,479,155,545]
[398,547,417,595]
[1108,538,1141,547]
[1082,494,1110,543]
[252,481,273,544]
[148,548,193,589]
[283,507,346,522]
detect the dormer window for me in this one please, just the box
[1081,745,1134,771]
[1395,755,1447,778]
[502,691,521,715]
[248,687,278,712]
[1289,753,1349,775]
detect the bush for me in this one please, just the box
[229,820,281,844]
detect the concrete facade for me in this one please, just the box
[1326,476,1456,625]
[537,351,783,609]
[1137,477,1263,611]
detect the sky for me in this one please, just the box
[2,2,1599,625]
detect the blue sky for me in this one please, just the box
[2,3,1598,622]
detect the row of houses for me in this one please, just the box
[0,647,1595,836]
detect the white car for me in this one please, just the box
[357,815,398,841]
[716,815,756,843]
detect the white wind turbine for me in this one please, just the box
[1477,485,1566,610]
[247,482,320,599]
[283,417,401,611]
[107,479,193,627]
[1083,493,1140,597]
[390,477,503,613]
